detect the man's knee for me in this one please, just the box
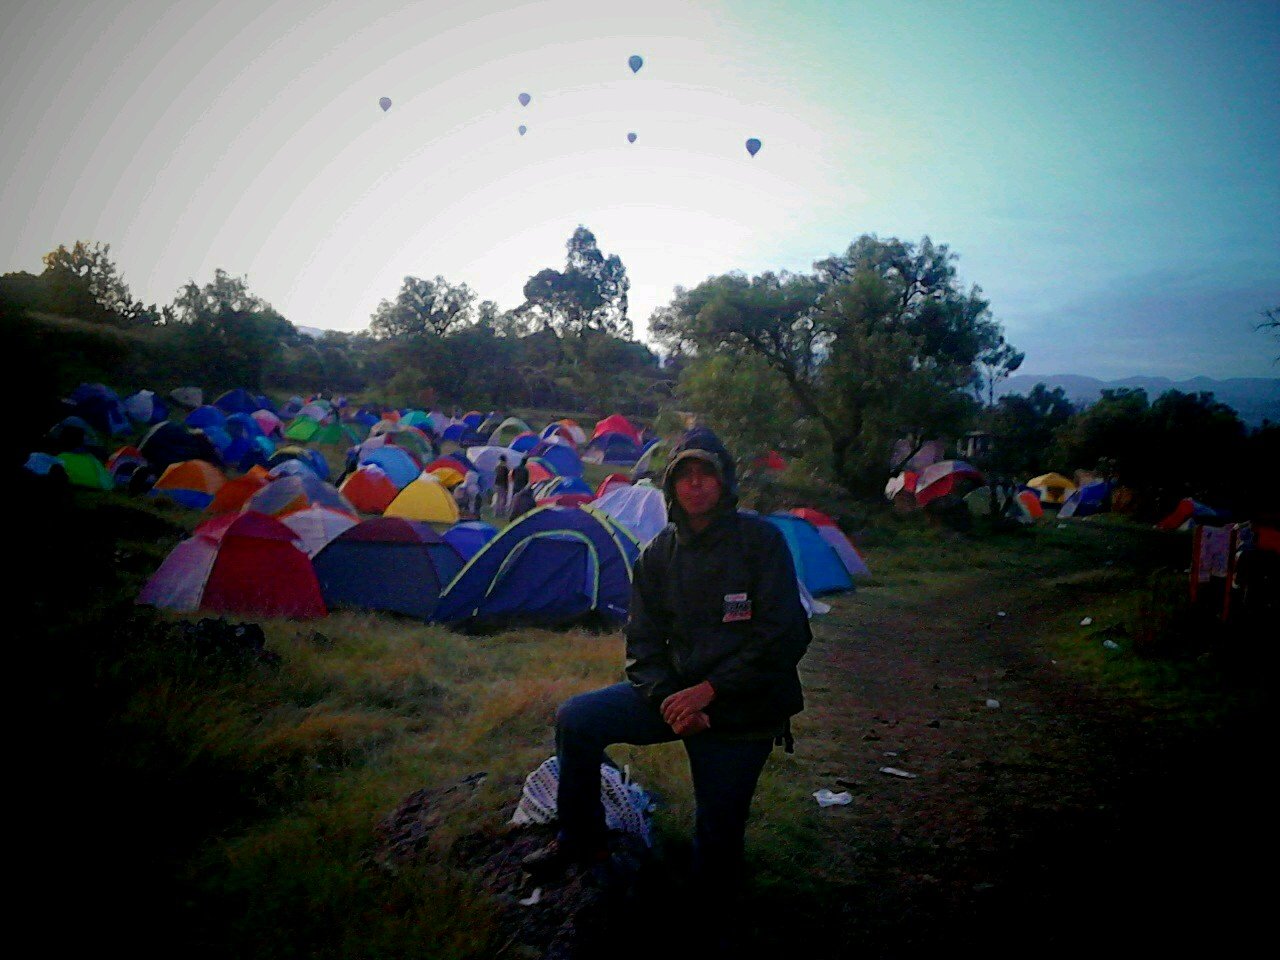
[555,693,595,739]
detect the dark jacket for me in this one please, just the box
[624,429,811,736]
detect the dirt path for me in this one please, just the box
[777,534,1266,956]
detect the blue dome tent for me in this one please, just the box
[764,513,854,596]
[432,506,639,629]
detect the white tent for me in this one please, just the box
[592,481,668,545]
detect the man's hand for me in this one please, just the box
[661,681,716,727]
[671,711,711,737]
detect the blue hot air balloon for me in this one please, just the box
[379,97,391,112]
[627,132,637,143]
[745,137,762,157]
[518,92,531,107]
[628,55,643,73]
[518,124,527,136]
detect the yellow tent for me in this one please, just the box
[1026,472,1077,504]
[426,465,465,489]
[384,473,460,524]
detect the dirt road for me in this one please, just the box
[776,523,1266,956]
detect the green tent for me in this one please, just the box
[312,420,359,445]
[284,415,322,442]
[58,452,113,490]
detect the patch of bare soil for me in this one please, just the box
[767,539,1268,957]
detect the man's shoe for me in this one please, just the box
[520,838,608,880]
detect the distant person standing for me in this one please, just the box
[493,455,511,517]
[511,456,531,498]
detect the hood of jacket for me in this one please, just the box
[662,427,739,533]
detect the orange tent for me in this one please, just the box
[206,465,270,514]
[340,467,400,514]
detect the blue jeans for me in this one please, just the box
[555,682,773,886]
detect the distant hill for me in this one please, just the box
[995,374,1280,427]
[295,325,328,339]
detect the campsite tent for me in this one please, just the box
[123,390,168,425]
[206,466,271,514]
[530,440,584,477]
[339,465,400,514]
[592,481,668,545]
[489,417,533,447]
[267,445,330,481]
[788,507,870,579]
[1058,481,1110,518]
[139,421,223,471]
[151,459,225,508]
[214,389,271,415]
[281,504,359,556]
[444,521,499,560]
[384,473,460,524]
[68,383,130,436]
[595,473,632,499]
[244,472,356,519]
[508,431,541,454]
[107,446,148,488]
[586,433,643,465]
[357,445,420,489]
[284,416,322,442]
[591,414,641,445]
[1026,472,1077,505]
[631,439,671,481]
[915,461,983,509]
[185,405,228,431]
[765,514,854,595]
[138,511,325,618]
[1157,498,1224,531]
[432,505,639,628]
[57,451,114,490]
[251,409,284,438]
[312,517,464,619]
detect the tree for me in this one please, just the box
[1258,305,1280,362]
[985,384,1074,477]
[369,275,476,340]
[1051,388,1151,486]
[168,269,294,390]
[676,352,803,461]
[653,235,1008,496]
[521,226,631,353]
[972,335,1025,407]
[40,241,152,324]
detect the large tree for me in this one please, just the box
[166,269,294,390]
[369,275,477,340]
[652,235,1005,496]
[521,226,631,352]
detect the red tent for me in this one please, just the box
[595,472,632,498]
[591,413,641,444]
[138,511,326,619]
[915,461,983,508]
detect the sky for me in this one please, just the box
[2,0,1278,380]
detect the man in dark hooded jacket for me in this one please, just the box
[524,427,812,902]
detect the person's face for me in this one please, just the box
[673,458,723,520]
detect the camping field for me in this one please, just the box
[21,486,1266,959]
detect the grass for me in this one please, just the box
[27,486,1268,958]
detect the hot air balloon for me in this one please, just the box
[379,97,391,112]
[745,137,762,157]
[627,132,637,143]
[518,125,527,136]
[518,92,531,107]
[628,55,643,73]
